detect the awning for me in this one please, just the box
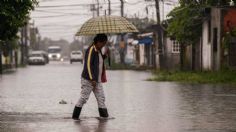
[138,37,153,45]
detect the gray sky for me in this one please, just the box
[30,0,178,42]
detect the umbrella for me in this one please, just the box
[76,15,139,36]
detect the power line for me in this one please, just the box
[36,3,90,8]
[36,2,121,8]
[126,0,145,5]
[40,31,76,34]
[34,18,87,24]
[31,13,90,18]
[34,9,91,16]
[36,1,147,9]
[32,14,68,18]
[36,8,89,11]
[40,31,76,33]
[39,27,78,30]
[37,24,82,27]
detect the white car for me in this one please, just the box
[28,52,46,65]
[70,51,83,64]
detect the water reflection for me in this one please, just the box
[74,119,108,132]
[0,63,236,131]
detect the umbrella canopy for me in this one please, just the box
[76,16,139,36]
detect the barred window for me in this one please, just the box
[172,40,180,53]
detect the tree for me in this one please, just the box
[167,0,232,70]
[0,0,37,74]
[0,0,38,41]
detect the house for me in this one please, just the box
[201,6,236,71]
[162,37,180,70]
[144,24,180,70]
[137,33,155,67]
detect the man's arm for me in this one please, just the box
[87,46,95,81]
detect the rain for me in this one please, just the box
[1,0,236,132]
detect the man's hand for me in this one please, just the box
[104,46,110,56]
[91,80,97,88]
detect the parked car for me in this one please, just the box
[70,50,83,64]
[31,50,49,64]
[28,52,46,65]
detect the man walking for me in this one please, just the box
[72,34,109,120]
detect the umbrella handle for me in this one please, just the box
[108,55,111,67]
[104,46,111,67]
[106,47,111,67]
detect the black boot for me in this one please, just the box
[98,108,109,118]
[72,106,82,120]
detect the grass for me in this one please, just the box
[107,61,153,71]
[0,64,26,75]
[148,70,236,85]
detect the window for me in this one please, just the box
[172,40,180,53]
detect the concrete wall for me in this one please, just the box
[139,44,145,65]
[211,7,222,71]
[202,21,212,70]
[201,7,223,71]
[194,40,202,71]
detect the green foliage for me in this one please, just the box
[0,0,38,41]
[167,4,203,45]
[108,61,152,70]
[149,70,236,85]
[222,28,236,51]
[167,0,233,45]
[0,39,18,57]
[179,0,231,5]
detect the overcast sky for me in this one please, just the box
[30,0,178,42]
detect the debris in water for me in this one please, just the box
[59,100,67,104]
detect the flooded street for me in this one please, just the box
[1,61,236,132]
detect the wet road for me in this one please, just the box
[1,61,236,132]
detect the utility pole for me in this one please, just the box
[24,23,28,65]
[0,42,2,74]
[154,0,163,69]
[120,0,124,17]
[90,4,96,18]
[108,0,111,15]
[119,0,125,64]
[155,0,161,25]
[145,6,149,19]
[20,22,28,66]
[162,0,164,21]
[21,27,24,65]
[96,0,100,16]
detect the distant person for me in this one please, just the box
[72,34,109,120]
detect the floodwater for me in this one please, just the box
[0,61,236,132]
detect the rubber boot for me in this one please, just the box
[72,106,82,120]
[98,108,109,118]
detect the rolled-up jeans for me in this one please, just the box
[76,77,106,108]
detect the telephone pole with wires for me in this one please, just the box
[108,0,111,15]
[155,0,163,69]
[96,0,100,16]
[90,4,96,17]
[120,0,124,17]
[119,0,125,64]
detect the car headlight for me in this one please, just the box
[48,54,52,58]
[57,54,61,58]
